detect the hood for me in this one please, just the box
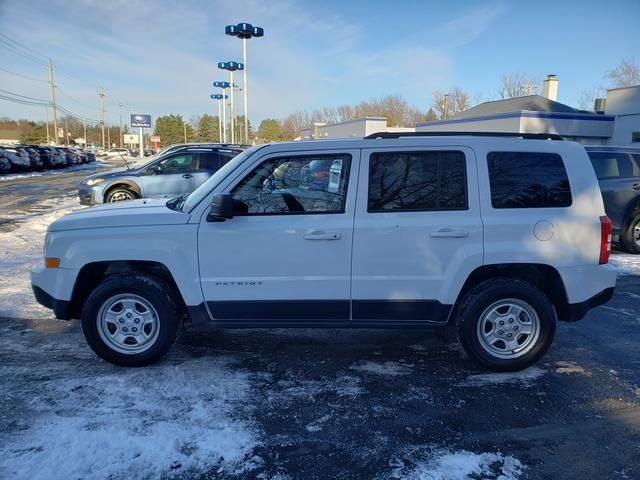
[81,166,139,183]
[49,198,189,232]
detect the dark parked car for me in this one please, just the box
[586,145,640,253]
[23,147,44,170]
[78,143,245,205]
[0,146,31,171]
[0,154,11,173]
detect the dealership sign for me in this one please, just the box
[150,135,161,142]
[123,134,139,144]
[130,114,151,128]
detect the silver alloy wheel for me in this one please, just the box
[97,294,160,355]
[634,219,640,248]
[108,190,134,202]
[476,298,541,360]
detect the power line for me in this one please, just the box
[0,39,47,65]
[0,33,49,62]
[0,67,48,83]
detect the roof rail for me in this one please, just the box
[364,131,564,141]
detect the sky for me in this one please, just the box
[0,0,638,127]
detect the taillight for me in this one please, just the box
[599,216,612,264]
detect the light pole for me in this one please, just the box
[225,23,264,144]
[118,103,123,148]
[210,93,227,143]
[213,81,230,143]
[218,61,243,144]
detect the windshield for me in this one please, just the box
[182,145,266,213]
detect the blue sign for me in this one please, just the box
[130,114,151,128]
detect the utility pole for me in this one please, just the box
[107,127,111,148]
[83,122,87,148]
[183,123,187,142]
[48,59,58,145]
[119,103,123,148]
[99,87,106,149]
[64,118,69,145]
[44,105,50,144]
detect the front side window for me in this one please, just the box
[588,152,633,179]
[368,150,467,212]
[231,154,351,215]
[487,152,572,209]
[198,152,220,171]
[156,153,195,173]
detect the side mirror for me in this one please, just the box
[207,193,233,222]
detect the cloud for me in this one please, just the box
[0,0,505,124]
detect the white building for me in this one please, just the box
[298,117,414,140]
[416,76,639,146]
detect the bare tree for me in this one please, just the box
[606,58,640,88]
[577,86,606,110]
[431,87,470,119]
[498,73,540,99]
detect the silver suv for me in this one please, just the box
[79,143,245,204]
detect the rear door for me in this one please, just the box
[588,150,639,230]
[351,146,483,326]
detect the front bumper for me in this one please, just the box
[30,263,79,320]
[78,184,101,205]
[32,285,72,320]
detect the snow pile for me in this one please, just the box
[610,253,640,276]
[0,195,83,319]
[388,448,525,480]
[0,357,259,480]
[459,367,546,387]
[0,161,106,181]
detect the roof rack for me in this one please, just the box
[364,131,564,141]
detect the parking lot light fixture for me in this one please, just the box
[212,81,231,142]
[226,23,264,144]
[218,61,244,144]
[210,93,227,143]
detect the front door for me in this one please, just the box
[197,149,360,326]
[140,152,196,198]
[350,147,483,326]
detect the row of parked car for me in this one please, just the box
[0,145,96,174]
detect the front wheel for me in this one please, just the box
[456,278,556,372]
[81,273,179,366]
[105,187,138,203]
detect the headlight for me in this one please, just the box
[85,178,104,186]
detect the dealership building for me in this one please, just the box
[298,117,414,140]
[416,77,640,146]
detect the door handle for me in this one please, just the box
[430,228,469,238]
[632,183,640,190]
[182,174,193,179]
[304,231,341,240]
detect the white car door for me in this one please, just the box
[350,146,483,326]
[197,148,360,326]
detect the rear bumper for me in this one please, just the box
[564,287,615,322]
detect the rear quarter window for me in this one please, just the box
[487,152,572,209]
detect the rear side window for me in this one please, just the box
[198,152,221,170]
[368,151,467,212]
[487,152,572,209]
[588,152,634,179]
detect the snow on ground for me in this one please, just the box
[0,195,84,319]
[0,161,106,181]
[350,360,414,376]
[387,448,525,480]
[0,355,259,480]
[458,367,546,388]
[610,253,640,276]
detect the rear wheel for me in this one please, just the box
[620,212,640,254]
[106,187,138,203]
[81,273,179,366]
[456,278,556,371]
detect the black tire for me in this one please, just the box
[456,277,556,372]
[620,211,640,254]
[105,187,138,203]
[81,272,179,366]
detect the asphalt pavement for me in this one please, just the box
[0,167,638,480]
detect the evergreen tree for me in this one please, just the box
[257,119,284,142]
[20,122,46,144]
[153,114,188,146]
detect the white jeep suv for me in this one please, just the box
[31,133,617,371]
